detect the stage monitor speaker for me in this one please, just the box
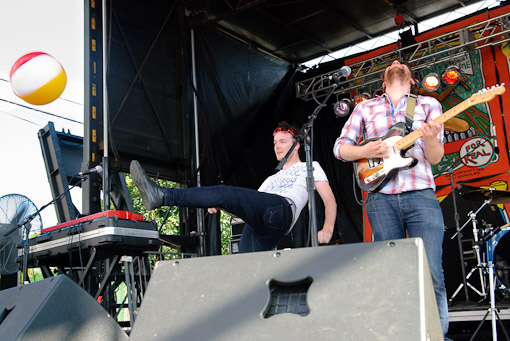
[0,274,127,341]
[130,238,442,340]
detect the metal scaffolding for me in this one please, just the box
[296,12,510,101]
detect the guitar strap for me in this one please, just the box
[405,93,417,131]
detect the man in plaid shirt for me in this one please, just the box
[334,60,450,339]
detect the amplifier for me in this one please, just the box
[229,218,245,254]
[229,238,240,254]
[230,217,245,237]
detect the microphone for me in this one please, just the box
[330,66,352,81]
[78,165,103,176]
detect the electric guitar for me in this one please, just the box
[354,84,506,193]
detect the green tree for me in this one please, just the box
[125,175,232,256]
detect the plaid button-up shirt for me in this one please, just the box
[334,93,444,194]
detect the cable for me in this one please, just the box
[0,109,40,126]
[352,172,365,206]
[0,98,83,124]
[311,75,331,105]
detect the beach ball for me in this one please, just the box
[10,52,67,105]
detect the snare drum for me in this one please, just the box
[486,223,510,290]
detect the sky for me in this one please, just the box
[0,1,84,229]
[0,0,502,231]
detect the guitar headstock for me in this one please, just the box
[468,84,506,105]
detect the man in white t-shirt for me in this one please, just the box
[131,121,337,252]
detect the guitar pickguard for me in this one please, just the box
[354,123,416,193]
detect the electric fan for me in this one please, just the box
[0,194,42,275]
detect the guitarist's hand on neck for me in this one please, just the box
[421,121,444,165]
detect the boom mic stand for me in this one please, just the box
[5,175,85,284]
[276,75,340,247]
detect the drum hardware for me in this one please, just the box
[453,186,510,339]
[469,230,510,341]
[450,200,492,302]
[486,225,510,298]
[481,223,504,244]
[460,187,510,205]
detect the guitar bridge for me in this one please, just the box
[365,169,387,184]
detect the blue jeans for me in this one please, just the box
[365,189,449,338]
[163,185,293,252]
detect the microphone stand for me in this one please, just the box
[5,176,85,284]
[276,78,338,247]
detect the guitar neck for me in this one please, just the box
[396,99,472,150]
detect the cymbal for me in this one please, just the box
[460,187,510,205]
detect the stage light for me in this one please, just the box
[442,66,461,86]
[422,73,440,91]
[333,98,352,117]
[353,92,371,106]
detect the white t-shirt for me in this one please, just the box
[258,161,329,227]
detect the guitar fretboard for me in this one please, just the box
[395,85,504,150]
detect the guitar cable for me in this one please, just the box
[352,172,366,206]
[351,171,373,242]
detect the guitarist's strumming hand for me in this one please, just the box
[421,121,444,165]
[363,139,390,159]
[337,138,389,161]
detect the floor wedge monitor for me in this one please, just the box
[0,274,127,341]
[130,238,442,340]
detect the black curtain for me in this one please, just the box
[193,27,290,188]
[193,28,363,245]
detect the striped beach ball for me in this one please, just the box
[10,52,67,105]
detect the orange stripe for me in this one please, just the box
[20,69,67,105]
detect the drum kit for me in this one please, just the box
[451,186,510,340]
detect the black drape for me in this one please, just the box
[193,27,363,246]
